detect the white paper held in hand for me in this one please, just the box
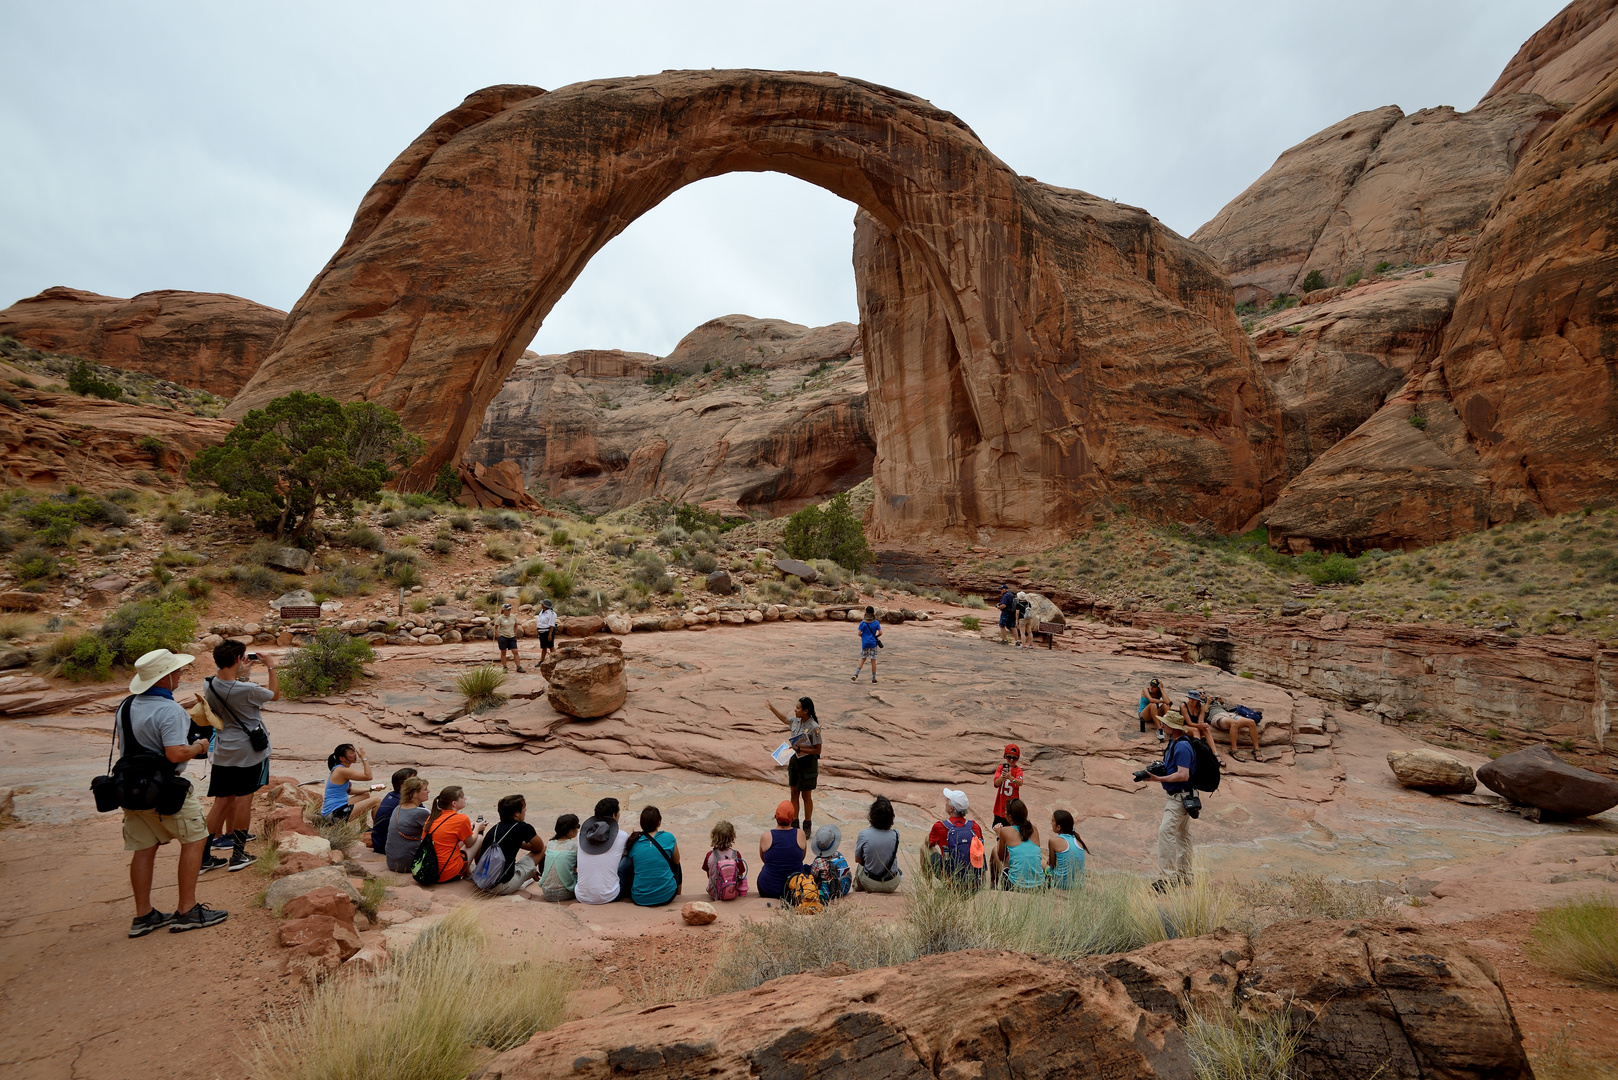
[770,741,794,767]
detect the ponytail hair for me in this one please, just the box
[327,744,355,770]
[429,785,463,825]
[797,696,817,722]
[1052,808,1075,835]
[1007,798,1033,842]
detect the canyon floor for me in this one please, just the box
[2,616,1615,1078]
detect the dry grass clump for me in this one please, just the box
[1181,999,1305,1080]
[708,902,912,994]
[310,808,366,853]
[248,906,572,1080]
[1531,1023,1618,1080]
[0,613,38,639]
[1229,872,1386,934]
[455,664,507,711]
[1528,893,1618,988]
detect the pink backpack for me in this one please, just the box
[709,847,748,901]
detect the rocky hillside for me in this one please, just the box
[467,315,874,517]
[0,286,285,396]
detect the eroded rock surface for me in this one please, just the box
[1485,0,1618,106]
[539,637,626,718]
[0,286,285,395]
[230,71,1282,547]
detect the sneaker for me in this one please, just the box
[208,834,234,849]
[169,903,228,933]
[129,909,171,938]
[790,819,800,830]
[516,665,526,673]
[200,852,227,874]
[802,818,813,836]
[1156,730,1166,742]
[228,851,257,872]
[870,678,877,683]
[235,830,257,844]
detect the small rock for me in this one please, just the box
[280,886,357,924]
[344,945,389,975]
[681,901,718,925]
[1280,600,1307,617]
[1319,612,1350,631]
[264,866,364,912]
[418,633,443,645]
[279,832,334,860]
[278,915,363,960]
[604,613,632,635]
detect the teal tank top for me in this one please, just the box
[1004,837,1044,890]
[1052,834,1085,889]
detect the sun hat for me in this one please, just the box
[942,787,969,813]
[541,599,554,609]
[1187,690,1204,702]
[129,649,195,694]
[1159,710,1188,732]
[502,603,512,610]
[578,815,621,855]
[774,800,795,826]
[1003,743,1020,759]
[809,824,841,858]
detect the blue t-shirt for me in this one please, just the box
[629,831,678,906]
[859,619,881,648]
[1162,736,1197,794]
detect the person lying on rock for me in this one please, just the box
[385,776,431,874]
[1203,694,1260,761]
[619,805,681,906]
[538,813,580,902]
[923,787,984,888]
[1138,679,1170,742]
[471,793,546,896]
[767,696,821,835]
[495,603,525,673]
[321,743,383,825]
[757,800,809,899]
[371,766,418,855]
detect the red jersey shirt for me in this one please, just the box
[993,763,1023,819]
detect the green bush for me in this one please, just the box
[961,615,981,631]
[1529,894,1618,988]
[783,492,872,572]
[60,634,115,681]
[18,494,121,545]
[99,595,197,664]
[1344,267,1364,287]
[0,389,21,410]
[1374,260,1394,274]
[11,543,57,583]
[429,536,454,555]
[455,664,508,711]
[1305,553,1362,586]
[137,435,164,456]
[1299,269,1326,293]
[541,568,574,600]
[691,550,719,573]
[674,503,738,534]
[343,525,385,551]
[163,511,192,534]
[230,563,287,595]
[280,628,375,699]
[449,513,472,531]
[432,461,462,502]
[67,361,122,400]
[188,391,423,539]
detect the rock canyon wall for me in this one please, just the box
[0,286,285,396]
[229,70,1282,548]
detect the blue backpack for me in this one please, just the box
[943,820,983,883]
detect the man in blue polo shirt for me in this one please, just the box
[996,585,1018,644]
[1149,710,1198,889]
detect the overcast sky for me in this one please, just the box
[1,1,1564,358]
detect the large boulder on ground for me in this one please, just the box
[264,866,363,912]
[1477,745,1618,818]
[274,588,317,610]
[772,557,818,583]
[265,547,314,575]
[1020,592,1064,625]
[603,613,632,635]
[483,919,1529,1080]
[279,885,357,925]
[539,637,627,718]
[1387,748,1477,794]
[705,569,733,595]
[559,615,605,637]
[0,592,43,612]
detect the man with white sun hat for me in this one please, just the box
[119,649,229,937]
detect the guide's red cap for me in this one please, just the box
[1004,743,1020,759]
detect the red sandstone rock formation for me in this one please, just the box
[1485,0,1618,106]
[228,71,1282,548]
[467,317,873,515]
[0,287,285,396]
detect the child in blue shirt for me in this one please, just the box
[852,606,882,684]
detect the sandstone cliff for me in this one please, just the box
[228,71,1283,548]
[0,286,285,396]
[1485,0,1618,106]
[466,315,874,515]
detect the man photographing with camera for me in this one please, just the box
[1133,710,1198,891]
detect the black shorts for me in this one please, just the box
[999,612,1016,629]
[992,814,1010,829]
[497,636,518,651]
[208,759,270,798]
[325,804,354,821]
[538,629,555,648]
[787,753,819,791]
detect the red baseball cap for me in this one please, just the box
[1004,743,1020,758]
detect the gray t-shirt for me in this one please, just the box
[790,714,822,751]
[205,677,275,767]
[118,691,194,774]
[386,806,430,872]
[855,827,901,879]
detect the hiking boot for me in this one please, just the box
[802,818,813,837]
[228,850,257,872]
[200,852,227,873]
[169,903,228,933]
[791,819,800,830]
[516,665,526,673]
[128,909,171,938]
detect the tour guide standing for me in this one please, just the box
[768,697,822,835]
[1145,710,1197,890]
[120,649,229,937]
[495,603,524,673]
[534,598,558,665]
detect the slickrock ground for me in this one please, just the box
[0,286,286,397]
[1485,0,1618,106]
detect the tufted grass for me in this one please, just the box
[454,664,507,711]
[1181,998,1305,1080]
[1528,894,1618,988]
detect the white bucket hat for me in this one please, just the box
[129,649,195,694]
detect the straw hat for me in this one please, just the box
[129,649,195,694]
[1159,710,1188,732]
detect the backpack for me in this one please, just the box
[1016,597,1031,617]
[91,696,191,815]
[412,816,449,885]
[710,848,747,901]
[943,820,984,882]
[810,854,851,903]
[470,822,515,890]
[1188,736,1222,794]
[1232,705,1263,721]
[781,871,823,914]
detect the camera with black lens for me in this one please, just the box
[1131,761,1169,783]
[1181,792,1203,819]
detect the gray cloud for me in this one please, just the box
[0,0,1565,357]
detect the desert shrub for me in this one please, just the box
[431,461,462,502]
[155,544,205,569]
[0,613,37,639]
[163,511,192,534]
[36,632,115,682]
[1528,894,1618,988]
[388,561,423,589]
[448,513,472,531]
[807,559,847,587]
[0,389,20,410]
[1344,267,1364,287]
[549,527,569,546]
[655,525,688,547]
[11,543,58,583]
[280,628,375,699]
[98,595,197,664]
[484,539,514,562]
[230,563,288,596]
[1374,259,1393,273]
[1408,414,1428,430]
[605,536,634,557]
[541,567,574,600]
[136,435,164,456]
[961,615,981,631]
[19,494,120,545]
[1182,999,1305,1080]
[783,492,872,571]
[183,577,213,601]
[482,510,523,531]
[1299,269,1326,293]
[455,664,507,711]
[691,550,718,573]
[428,536,454,555]
[1305,553,1361,586]
[311,809,366,854]
[343,525,385,551]
[380,511,407,528]
[67,360,122,399]
[378,548,418,570]
[313,565,371,597]
[409,596,430,614]
[964,594,988,609]
[1531,1024,1618,1080]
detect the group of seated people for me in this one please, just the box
[922,786,1087,891]
[1137,679,1262,760]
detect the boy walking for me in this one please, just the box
[851,606,882,683]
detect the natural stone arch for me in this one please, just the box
[231,70,1282,545]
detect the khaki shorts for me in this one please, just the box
[122,789,208,851]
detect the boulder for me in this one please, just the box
[483,919,1529,1080]
[273,588,316,611]
[772,557,818,583]
[630,615,663,632]
[1476,745,1618,818]
[344,945,389,976]
[264,866,363,912]
[560,615,605,637]
[1280,600,1308,616]
[85,574,130,599]
[280,885,357,924]
[1019,593,1064,625]
[1320,612,1350,631]
[265,548,314,575]
[539,638,627,718]
[0,592,42,612]
[278,915,363,961]
[1387,749,1477,794]
[604,613,632,635]
[705,569,734,595]
[283,937,347,986]
[681,901,717,926]
[273,851,331,878]
[278,832,334,860]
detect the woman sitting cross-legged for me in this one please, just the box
[995,798,1045,891]
[1045,808,1087,890]
[417,785,486,884]
[471,794,546,895]
[538,814,581,902]
[322,743,382,825]
[619,805,682,907]
[384,776,431,874]
[757,800,808,898]
[853,795,903,893]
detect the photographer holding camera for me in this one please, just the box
[1132,710,1198,890]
